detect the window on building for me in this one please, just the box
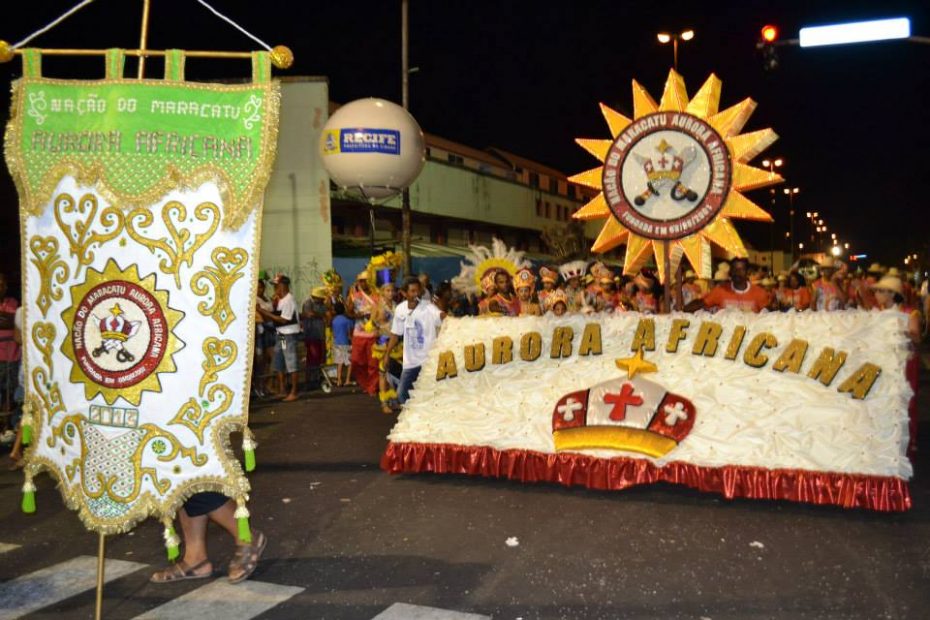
[529,172,539,188]
[448,153,464,165]
[536,199,543,217]
[568,185,576,199]
[545,201,551,218]
[425,147,431,158]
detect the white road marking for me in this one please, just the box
[372,602,491,620]
[0,544,20,555]
[133,578,304,620]
[0,556,146,620]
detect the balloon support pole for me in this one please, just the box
[95,533,106,620]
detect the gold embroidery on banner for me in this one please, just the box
[48,414,208,505]
[125,201,220,288]
[8,78,281,232]
[53,193,124,276]
[29,236,70,317]
[31,367,65,423]
[31,321,56,377]
[170,384,234,444]
[199,338,237,397]
[191,247,247,333]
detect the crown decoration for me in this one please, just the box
[513,267,536,290]
[322,268,343,290]
[365,251,404,288]
[544,288,569,310]
[551,372,696,458]
[452,237,530,295]
[96,304,141,343]
[539,266,559,284]
[559,260,588,282]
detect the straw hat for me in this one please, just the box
[886,267,902,277]
[871,275,903,295]
[713,268,729,282]
[867,262,885,275]
[819,256,836,269]
[684,269,696,280]
[310,286,329,299]
[761,277,776,288]
[776,272,788,282]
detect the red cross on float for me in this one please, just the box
[551,374,697,458]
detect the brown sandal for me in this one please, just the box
[228,531,267,584]
[150,559,212,583]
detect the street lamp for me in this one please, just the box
[759,158,783,268]
[782,186,799,263]
[657,29,695,70]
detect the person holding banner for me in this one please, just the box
[872,275,921,456]
[685,257,769,313]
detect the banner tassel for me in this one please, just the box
[162,519,180,561]
[243,429,257,472]
[21,479,36,514]
[21,404,34,446]
[234,499,252,543]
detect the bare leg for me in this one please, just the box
[207,499,248,544]
[150,508,213,581]
[282,372,299,401]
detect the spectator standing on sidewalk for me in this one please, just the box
[257,275,301,402]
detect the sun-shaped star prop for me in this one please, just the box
[570,69,783,280]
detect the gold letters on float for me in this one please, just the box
[435,318,882,400]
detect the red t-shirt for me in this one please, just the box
[703,283,769,313]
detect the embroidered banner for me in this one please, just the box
[6,52,280,535]
[382,311,914,511]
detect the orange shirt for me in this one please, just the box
[703,282,770,313]
[780,287,811,311]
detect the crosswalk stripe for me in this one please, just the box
[132,578,304,620]
[0,544,20,555]
[372,602,491,620]
[0,555,146,620]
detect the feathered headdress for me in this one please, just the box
[365,251,404,289]
[452,237,530,295]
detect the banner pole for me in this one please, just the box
[662,239,671,313]
[95,533,106,620]
[137,0,152,78]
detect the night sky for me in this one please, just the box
[2,0,929,286]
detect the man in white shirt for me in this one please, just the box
[257,275,301,402]
[382,276,444,405]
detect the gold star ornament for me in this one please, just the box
[615,347,658,379]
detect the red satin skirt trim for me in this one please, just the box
[380,442,912,512]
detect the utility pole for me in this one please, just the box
[401,0,413,277]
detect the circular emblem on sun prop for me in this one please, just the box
[61,260,184,406]
[601,112,731,240]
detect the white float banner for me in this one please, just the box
[389,311,912,480]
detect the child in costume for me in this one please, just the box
[513,268,541,316]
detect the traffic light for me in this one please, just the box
[758,24,780,71]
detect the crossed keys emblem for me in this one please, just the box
[92,303,142,364]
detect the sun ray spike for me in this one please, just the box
[728,128,778,163]
[575,138,613,163]
[685,74,722,117]
[631,80,659,118]
[720,191,773,222]
[708,98,756,137]
[622,235,653,275]
[599,103,632,138]
[679,234,710,279]
[703,218,747,257]
[567,166,603,190]
[573,193,612,220]
[732,163,783,192]
[592,218,629,253]
[659,69,689,112]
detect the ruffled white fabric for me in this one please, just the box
[388,310,912,479]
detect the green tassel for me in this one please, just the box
[22,424,32,446]
[237,516,252,543]
[22,489,35,514]
[166,526,180,561]
[244,448,256,472]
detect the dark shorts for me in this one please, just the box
[183,492,228,517]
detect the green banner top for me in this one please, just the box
[5,78,280,230]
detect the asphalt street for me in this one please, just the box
[0,368,929,619]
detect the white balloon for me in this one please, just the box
[320,98,426,200]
